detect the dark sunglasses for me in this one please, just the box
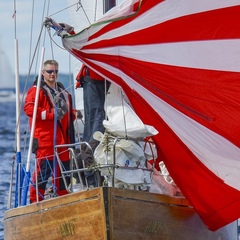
[45,70,59,74]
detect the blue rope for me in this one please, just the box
[53,106,58,197]
[14,151,22,207]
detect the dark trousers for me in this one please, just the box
[82,76,108,187]
[82,76,106,142]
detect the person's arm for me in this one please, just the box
[24,87,55,121]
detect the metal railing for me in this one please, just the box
[55,137,156,193]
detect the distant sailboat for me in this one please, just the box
[0,42,15,102]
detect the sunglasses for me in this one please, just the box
[45,70,59,74]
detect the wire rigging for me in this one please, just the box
[94,0,97,22]
[28,0,35,71]
[20,0,97,105]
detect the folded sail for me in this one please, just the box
[62,0,240,230]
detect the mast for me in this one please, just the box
[12,0,22,208]
[14,38,22,208]
[22,48,45,205]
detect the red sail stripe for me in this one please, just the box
[64,0,240,230]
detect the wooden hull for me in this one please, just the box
[4,187,237,240]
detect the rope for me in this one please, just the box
[17,0,92,154]
[94,0,97,22]
[120,90,128,139]
[80,2,91,25]
[46,28,66,50]
[48,1,79,17]
[28,0,35,70]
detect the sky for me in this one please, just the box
[0,0,118,117]
[0,1,76,75]
[0,0,123,76]
[0,0,122,109]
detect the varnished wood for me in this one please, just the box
[4,187,238,240]
[107,188,237,240]
[4,188,107,240]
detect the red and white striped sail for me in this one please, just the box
[63,0,240,230]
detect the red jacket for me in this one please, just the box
[24,82,75,151]
[76,64,104,88]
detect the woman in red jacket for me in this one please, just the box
[24,60,75,203]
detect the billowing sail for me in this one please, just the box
[62,0,240,230]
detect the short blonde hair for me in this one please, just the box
[43,60,58,69]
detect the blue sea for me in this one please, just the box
[0,100,30,239]
[0,101,20,239]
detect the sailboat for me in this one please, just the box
[3,0,240,239]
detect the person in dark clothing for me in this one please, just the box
[75,64,110,187]
[76,64,107,142]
